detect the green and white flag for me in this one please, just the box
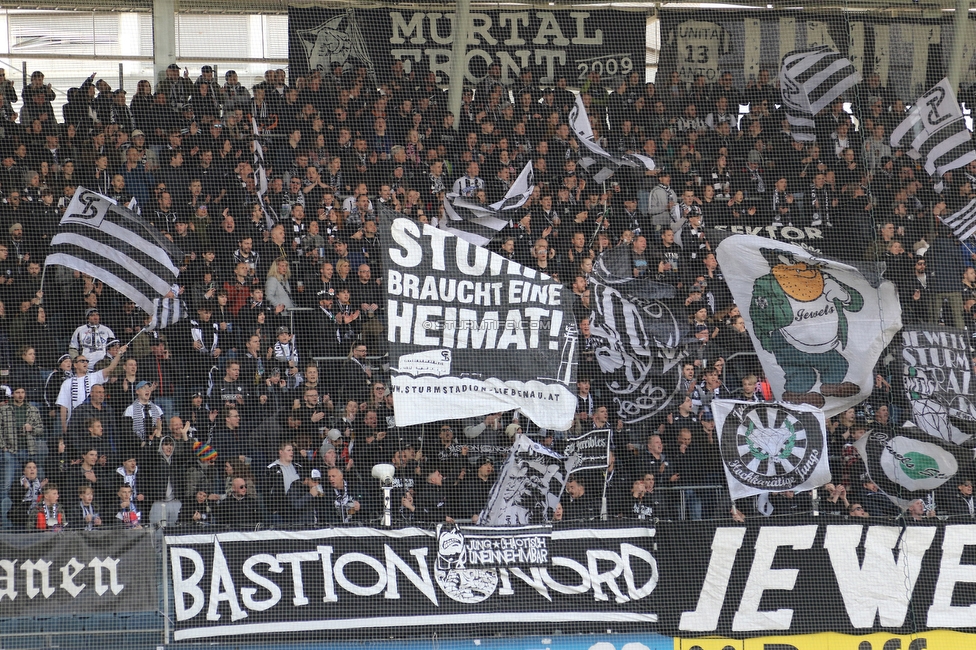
[853,424,963,508]
[712,399,831,500]
[716,235,902,418]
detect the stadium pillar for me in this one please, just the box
[153,0,177,84]
[447,0,471,129]
[948,0,970,92]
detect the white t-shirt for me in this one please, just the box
[56,370,109,414]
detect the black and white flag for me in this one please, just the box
[443,161,535,247]
[940,197,976,242]
[252,117,277,229]
[146,297,186,332]
[564,428,611,475]
[587,251,686,425]
[46,187,184,315]
[569,95,655,184]
[890,78,976,178]
[712,400,831,500]
[853,424,962,509]
[478,435,566,526]
[779,47,861,142]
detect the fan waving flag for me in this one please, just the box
[890,78,976,178]
[779,47,861,142]
[46,187,184,315]
[853,424,966,509]
[569,94,655,183]
[252,117,277,229]
[479,435,567,526]
[940,197,976,243]
[442,161,535,247]
[146,297,186,332]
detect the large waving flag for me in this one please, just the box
[779,47,861,142]
[252,116,277,230]
[46,187,184,315]
[940,197,976,243]
[569,94,655,184]
[146,297,186,332]
[442,161,535,247]
[890,78,976,178]
[853,424,968,509]
[479,435,567,525]
[587,247,686,426]
[715,235,901,418]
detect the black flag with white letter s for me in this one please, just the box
[379,207,577,430]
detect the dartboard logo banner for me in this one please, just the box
[712,400,831,500]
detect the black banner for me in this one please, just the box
[380,213,577,430]
[165,524,659,642]
[656,521,976,637]
[565,428,611,474]
[288,7,646,85]
[0,529,157,616]
[659,11,949,103]
[902,326,976,448]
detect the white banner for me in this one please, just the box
[712,400,831,500]
[716,235,902,417]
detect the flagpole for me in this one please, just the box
[586,181,610,251]
[38,263,48,299]
[600,470,608,521]
[125,328,149,347]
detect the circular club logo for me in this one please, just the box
[719,404,824,491]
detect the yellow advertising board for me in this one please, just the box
[675,630,975,650]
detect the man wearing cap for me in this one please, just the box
[122,380,164,451]
[93,339,124,373]
[944,477,974,518]
[127,128,159,171]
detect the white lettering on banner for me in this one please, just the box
[383,8,620,83]
[169,537,658,623]
[927,524,976,627]
[679,525,975,633]
[240,554,282,611]
[824,526,936,628]
[732,526,818,631]
[0,556,127,602]
[385,217,566,352]
[171,548,206,620]
[388,11,602,47]
[679,527,747,631]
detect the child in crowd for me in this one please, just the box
[29,483,66,531]
[78,484,102,530]
[115,484,142,529]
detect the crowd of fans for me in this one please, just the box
[0,57,974,533]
